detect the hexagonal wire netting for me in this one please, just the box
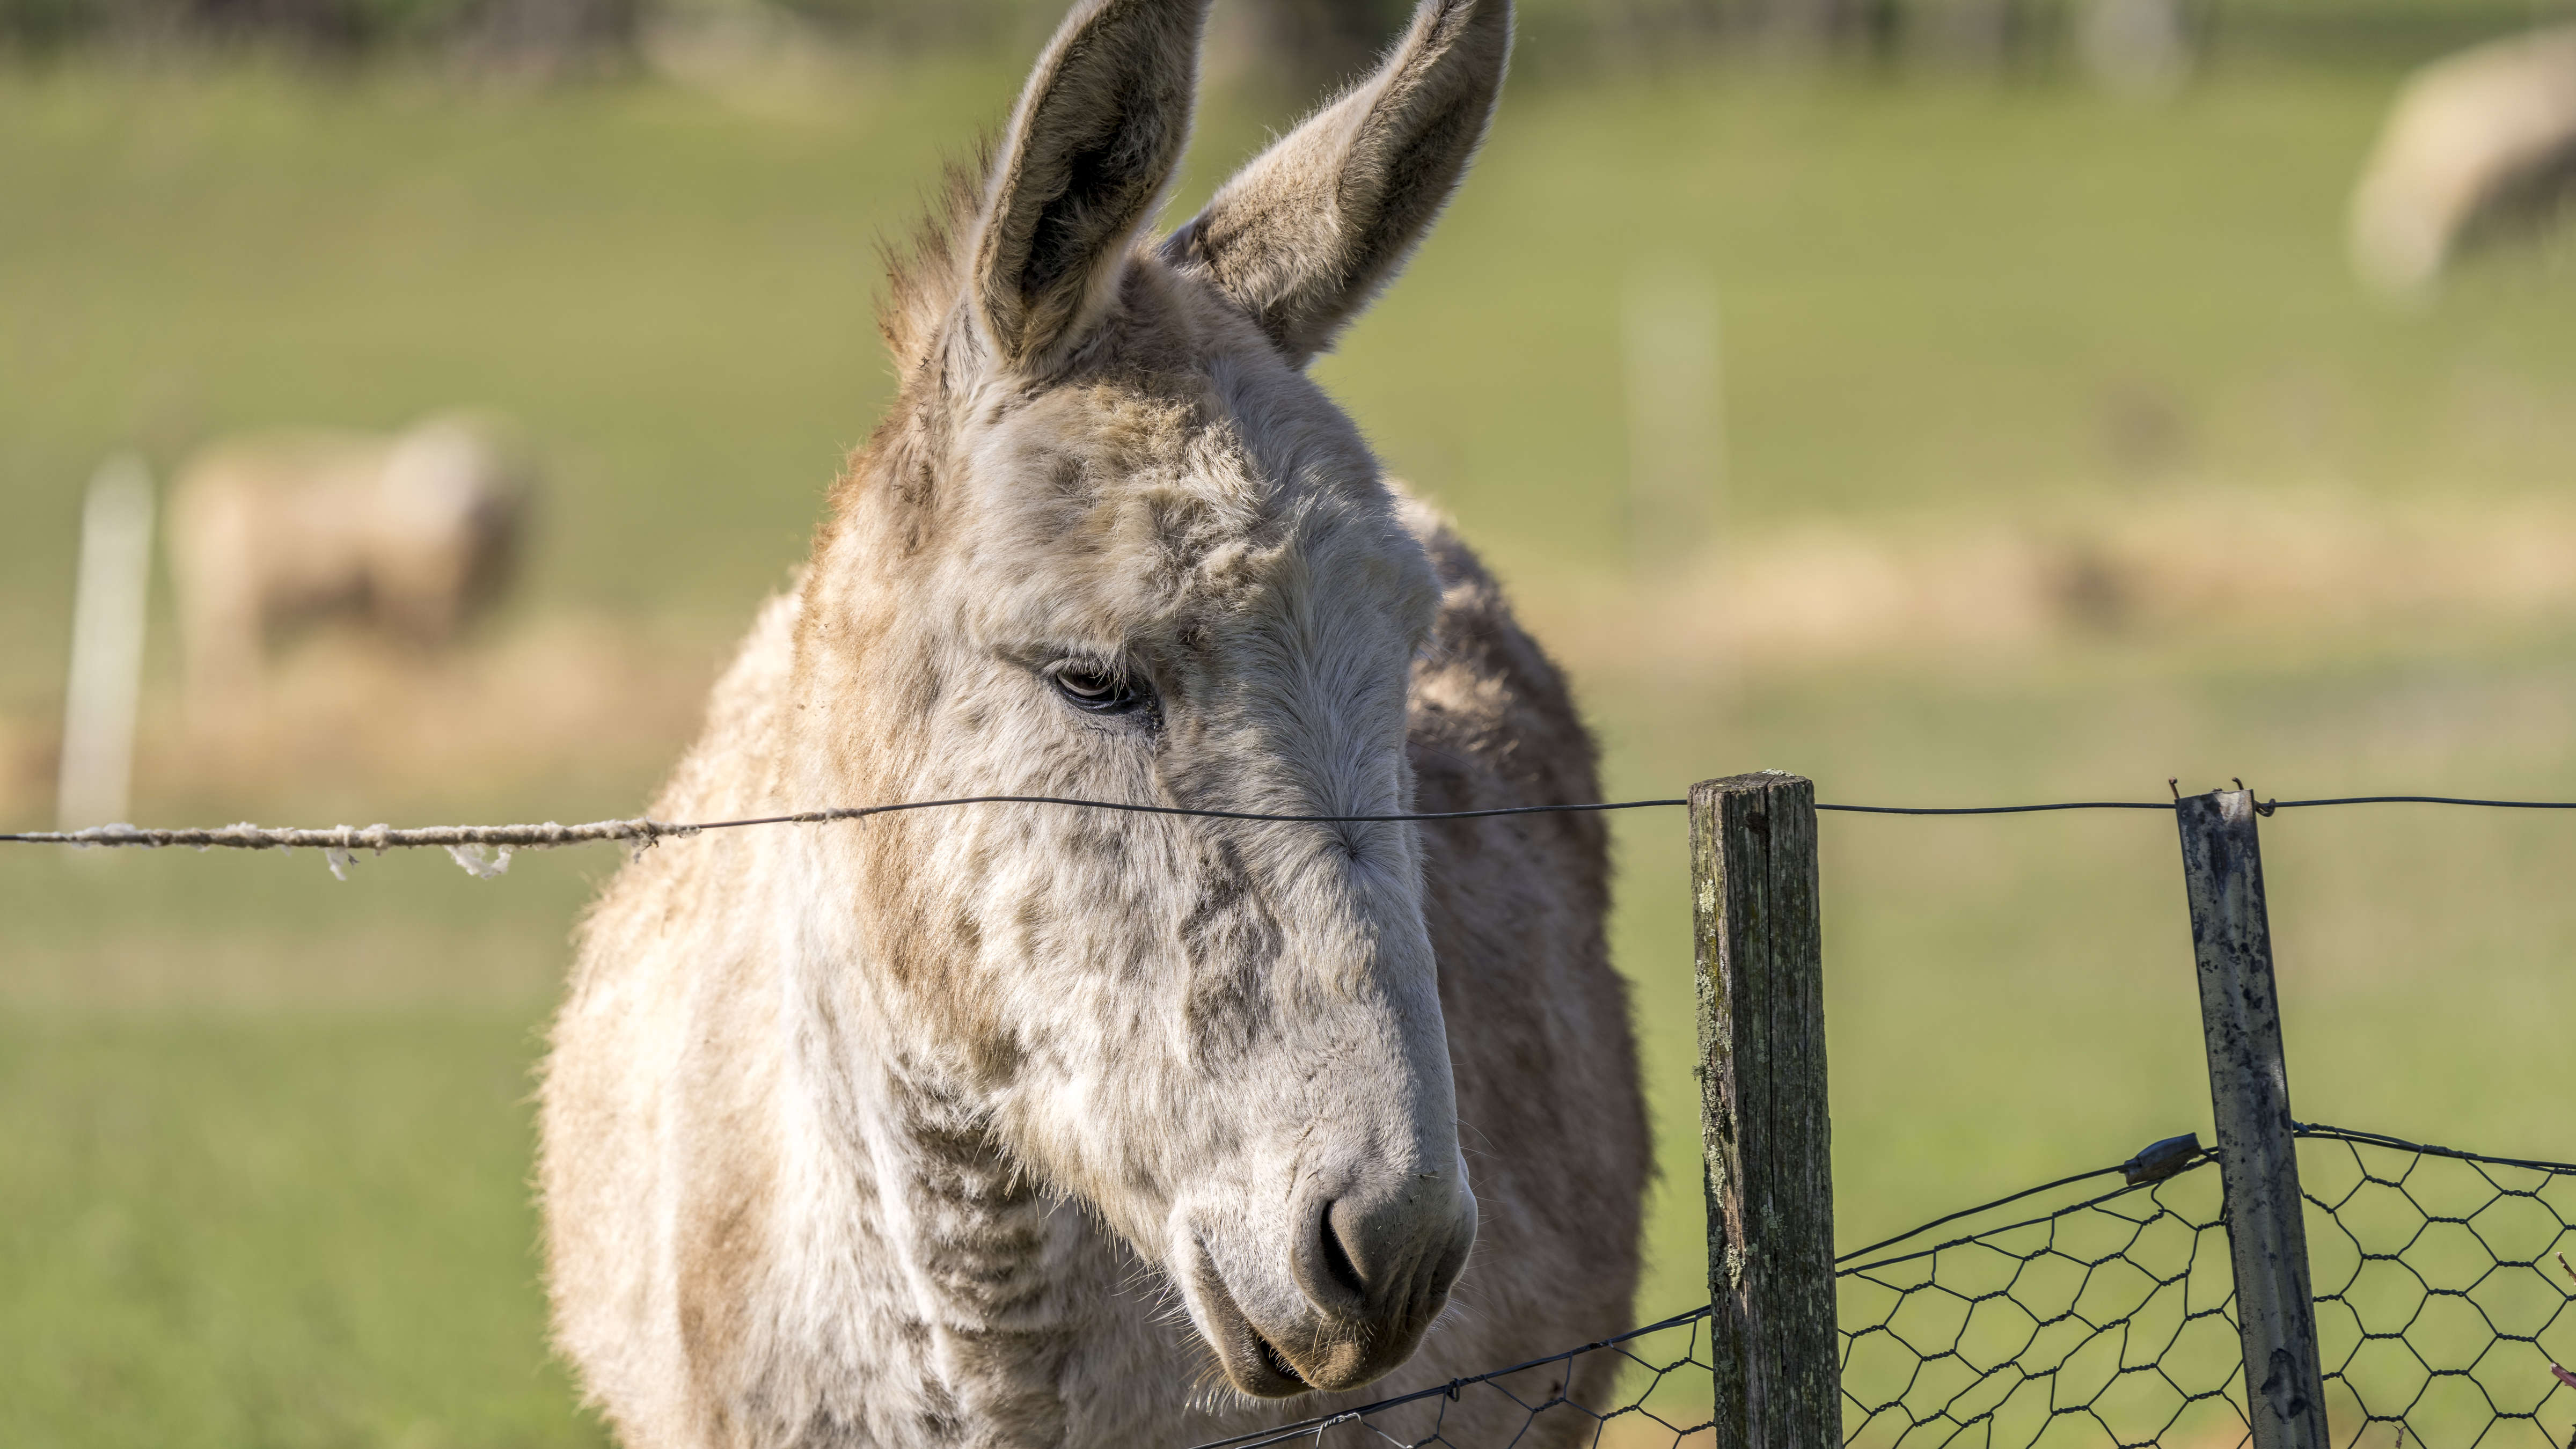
[1835,1136,2248,1448]
[1186,1125,2574,1449]
[1836,1124,2576,1448]
[2299,1126,2576,1448]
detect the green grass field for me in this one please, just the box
[4,43,2576,1446]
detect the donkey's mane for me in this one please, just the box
[875,145,994,374]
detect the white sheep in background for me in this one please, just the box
[2351,24,2576,296]
[167,413,533,718]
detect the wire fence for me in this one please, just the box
[11,779,2571,1446]
[2301,1126,2576,1448]
[15,788,2576,874]
[1840,1122,2576,1448]
[1835,1136,2244,1449]
[1200,1124,2575,1449]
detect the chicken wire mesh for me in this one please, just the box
[1835,1137,2248,1449]
[1835,1124,2576,1448]
[1185,1124,2575,1449]
[2299,1125,2576,1448]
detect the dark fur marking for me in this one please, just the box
[1180,835,1281,1060]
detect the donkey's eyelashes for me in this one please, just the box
[1046,661,1157,719]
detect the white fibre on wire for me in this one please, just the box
[444,843,514,879]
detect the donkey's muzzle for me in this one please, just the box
[1275,1170,1477,1391]
[1181,1165,1476,1399]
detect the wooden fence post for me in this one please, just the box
[1693,771,1839,1449]
[2175,788,2330,1449]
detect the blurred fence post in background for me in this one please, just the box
[2176,788,2332,1449]
[56,455,154,833]
[1622,269,1721,580]
[1693,771,1839,1449]
[2077,0,2194,97]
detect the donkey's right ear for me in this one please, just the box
[971,0,1208,371]
[1161,0,1510,367]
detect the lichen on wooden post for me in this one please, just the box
[1693,771,1839,1449]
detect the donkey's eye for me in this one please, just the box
[1048,663,1151,716]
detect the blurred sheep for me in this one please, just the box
[169,414,533,716]
[2351,24,2576,296]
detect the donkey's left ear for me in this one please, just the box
[1161,0,1509,367]
[974,0,1209,370]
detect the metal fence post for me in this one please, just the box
[2175,788,2330,1449]
[1693,771,1839,1449]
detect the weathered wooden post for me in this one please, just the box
[1692,771,1839,1449]
[57,455,154,833]
[2175,788,2330,1449]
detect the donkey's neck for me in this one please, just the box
[868,1070,1084,1431]
[769,967,1160,1448]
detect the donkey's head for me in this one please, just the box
[790,0,1510,1401]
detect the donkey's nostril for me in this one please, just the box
[1289,1194,1374,1314]
[1291,1175,1474,1327]
[1318,1199,1368,1301]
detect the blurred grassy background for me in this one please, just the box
[6,4,2576,1443]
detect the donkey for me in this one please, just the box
[538,2,1649,1444]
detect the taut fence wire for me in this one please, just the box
[14,788,2576,869]
[0,795,1696,853]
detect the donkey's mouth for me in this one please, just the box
[1185,1241,1315,1398]
[1253,1331,1308,1389]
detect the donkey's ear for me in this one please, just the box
[1161,0,1509,367]
[972,0,1208,370]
